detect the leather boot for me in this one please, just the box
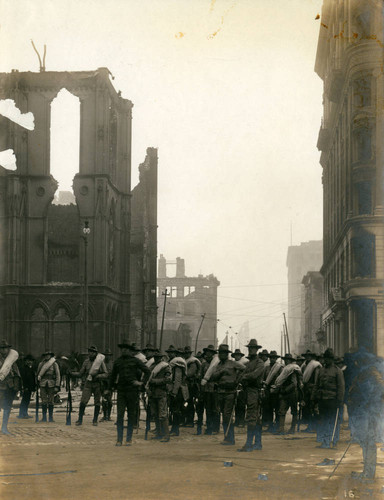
[151,419,162,439]
[41,404,47,423]
[238,424,255,452]
[287,415,297,434]
[126,422,134,444]
[48,405,54,422]
[100,402,108,422]
[277,415,285,435]
[170,413,179,436]
[160,419,170,442]
[93,405,100,426]
[1,409,11,435]
[253,424,262,450]
[76,403,86,426]
[108,403,113,421]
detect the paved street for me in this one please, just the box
[0,403,382,500]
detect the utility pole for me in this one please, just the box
[159,288,169,350]
[194,313,206,353]
[283,313,291,353]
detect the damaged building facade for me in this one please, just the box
[0,68,157,357]
[157,255,219,352]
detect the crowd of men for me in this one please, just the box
[0,337,383,483]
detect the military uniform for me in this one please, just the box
[37,352,61,422]
[211,344,245,445]
[72,346,108,426]
[18,355,36,419]
[147,352,172,442]
[101,350,114,421]
[273,354,303,435]
[200,345,220,435]
[263,351,283,433]
[0,340,21,435]
[111,341,150,445]
[166,345,188,437]
[312,349,344,448]
[238,339,265,452]
[301,353,321,432]
[183,347,201,427]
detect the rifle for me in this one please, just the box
[35,384,39,423]
[143,394,151,440]
[224,384,241,440]
[298,402,304,431]
[66,374,72,425]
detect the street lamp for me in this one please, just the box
[82,220,90,347]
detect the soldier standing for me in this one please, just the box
[231,349,246,427]
[166,345,188,436]
[110,340,150,446]
[18,354,36,419]
[0,339,21,435]
[237,339,265,452]
[101,348,114,422]
[301,350,321,432]
[263,350,283,433]
[312,348,344,448]
[147,350,172,442]
[200,345,220,435]
[272,353,303,435]
[183,346,201,428]
[37,351,61,423]
[71,345,108,427]
[211,344,245,446]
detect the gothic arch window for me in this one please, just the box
[31,306,48,357]
[52,307,71,356]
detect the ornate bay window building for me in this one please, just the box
[315,0,384,355]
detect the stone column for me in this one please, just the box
[376,301,384,357]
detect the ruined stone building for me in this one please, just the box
[130,148,158,348]
[315,0,384,356]
[0,68,157,357]
[286,241,323,354]
[157,255,219,352]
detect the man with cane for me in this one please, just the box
[211,344,245,446]
[237,339,265,452]
[312,348,344,449]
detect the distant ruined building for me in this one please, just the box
[157,255,219,352]
[0,68,157,357]
[315,0,384,355]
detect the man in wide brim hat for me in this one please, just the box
[203,345,217,354]
[117,340,132,349]
[100,348,114,422]
[165,345,177,354]
[87,345,98,353]
[245,339,262,349]
[268,350,280,359]
[211,344,245,446]
[37,349,60,423]
[237,339,264,452]
[281,353,295,362]
[231,349,244,359]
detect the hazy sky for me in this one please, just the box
[1,0,324,351]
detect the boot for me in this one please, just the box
[107,403,113,421]
[126,421,134,445]
[276,415,285,435]
[48,405,54,422]
[151,419,162,439]
[212,413,220,434]
[93,405,100,426]
[196,424,202,435]
[170,414,179,436]
[76,403,86,426]
[221,422,235,445]
[160,419,170,442]
[287,415,297,434]
[100,403,108,422]
[238,424,255,452]
[40,404,47,423]
[1,409,11,435]
[253,424,262,450]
